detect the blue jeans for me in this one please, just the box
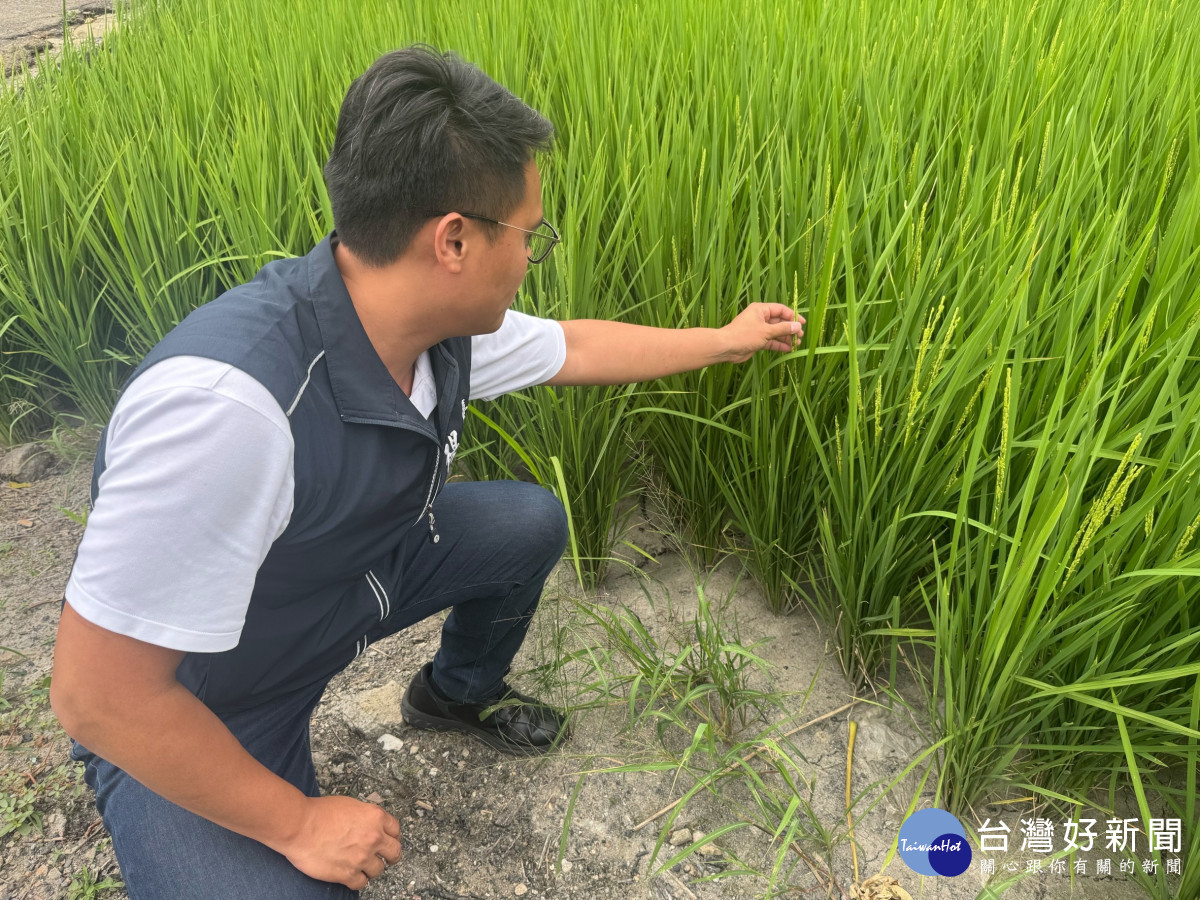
[70,481,568,899]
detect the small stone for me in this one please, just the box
[461,749,469,758]
[429,844,439,853]
[336,680,407,739]
[560,859,574,874]
[429,767,439,776]
[699,843,722,857]
[378,733,404,752]
[457,761,466,769]
[0,444,57,482]
[669,829,691,847]
[45,811,66,841]
[513,885,528,896]
[409,744,420,755]
[365,792,385,804]
[691,829,706,844]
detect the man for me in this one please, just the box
[50,45,804,897]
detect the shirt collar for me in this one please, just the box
[306,232,446,428]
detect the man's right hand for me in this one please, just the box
[281,795,402,890]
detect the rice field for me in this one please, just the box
[1,0,1198,895]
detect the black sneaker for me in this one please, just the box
[400,662,568,756]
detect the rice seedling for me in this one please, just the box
[559,585,774,745]
[537,571,850,898]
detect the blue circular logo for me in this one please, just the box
[898,809,972,877]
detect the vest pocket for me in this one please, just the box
[364,570,390,621]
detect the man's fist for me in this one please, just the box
[278,795,402,890]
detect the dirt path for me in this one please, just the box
[0,2,115,79]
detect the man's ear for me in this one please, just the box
[432,214,468,274]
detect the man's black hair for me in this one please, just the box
[324,45,554,267]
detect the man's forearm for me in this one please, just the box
[546,304,803,387]
[51,609,309,854]
[547,319,732,386]
[53,603,401,889]
[56,674,309,853]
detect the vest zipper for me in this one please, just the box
[415,444,441,543]
[411,390,458,544]
[426,446,447,543]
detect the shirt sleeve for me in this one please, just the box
[469,310,567,401]
[65,357,295,652]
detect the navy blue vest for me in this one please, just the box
[91,235,471,713]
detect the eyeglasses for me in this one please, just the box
[430,211,561,264]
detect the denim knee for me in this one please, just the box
[512,483,569,567]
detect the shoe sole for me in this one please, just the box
[400,691,558,757]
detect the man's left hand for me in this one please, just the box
[720,303,805,363]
